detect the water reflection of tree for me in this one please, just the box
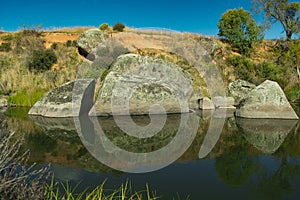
[252,157,300,200]
[215,119,300,199]
[214,120,260,187]
[250,122,300,200]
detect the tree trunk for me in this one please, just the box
[286,30,292,41]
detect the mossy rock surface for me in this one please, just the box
[90,54,195,116]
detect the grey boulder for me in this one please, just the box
[235,80,299,119]
[76,28,107,59]
[212,96,235,109]
[28,79,95,117]
[228,79,256,105]
[199,97,215,110]
[89,54,194,116]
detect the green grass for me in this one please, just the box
[44,179,157,200]
[7,88,47,107]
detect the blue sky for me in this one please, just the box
[0,0,289,39]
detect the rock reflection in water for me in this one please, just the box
[29,116,76,131]
[75,113,200,173]
[236,118,298,154]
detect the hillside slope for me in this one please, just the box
[0,28,299,106]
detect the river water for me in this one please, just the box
[3,107,300,200]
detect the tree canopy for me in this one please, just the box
[252,0,300,40]
[218,8,263,56]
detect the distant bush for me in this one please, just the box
[113,22,125,32]
[99,23,109,31]
[20,25,42,37]
[227,55,288,88]
[284,82,300,101]
[0,42,12,52]
[28,49,57,72]
[65,40,75,47]
[50,42,58,49]
[227,56,255,82]
[1,34,14,41]
[14,30,44,54]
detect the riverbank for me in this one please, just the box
[0,28,299,108]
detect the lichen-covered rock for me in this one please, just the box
[198,36,221,56]
[235,80,299,119]
[199,97,215,110]
[228,79,256,105]
[28,79,95,117]
[237,118,297,154]
[212,96,235,109]
[89,54,194,116]
[0,97,7,108]
[76,28,107,59]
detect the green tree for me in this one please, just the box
[252,0,300,40]
[218,8,263,56]
[99,23,109,31]
[113,22,125,32]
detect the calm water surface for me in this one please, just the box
[4,107,300,200]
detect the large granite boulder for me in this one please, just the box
[228,79,256,105]
[76,28,107,59]
[235,80,299,119]
[28,79,95,117]
[236,118,297,154]
[89,54,194,116]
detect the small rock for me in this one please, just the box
[212,96,235,109]
[0,97,7,107]
[199,97,215,110]
[189,88,202,110]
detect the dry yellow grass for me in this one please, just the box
[41,32,80,48]
[47,26,93,34]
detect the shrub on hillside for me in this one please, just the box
[50,42,58,50]
[28,49,57,72]
[0,42,12,52]
[14,31,44,54]
[99,23,109,31]
[113,22,125,32]
[65,40,75,47]
[227,56,255,82]
[227,55,288,88]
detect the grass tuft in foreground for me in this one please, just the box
[0,131,157,200]
[44,179,157,200]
